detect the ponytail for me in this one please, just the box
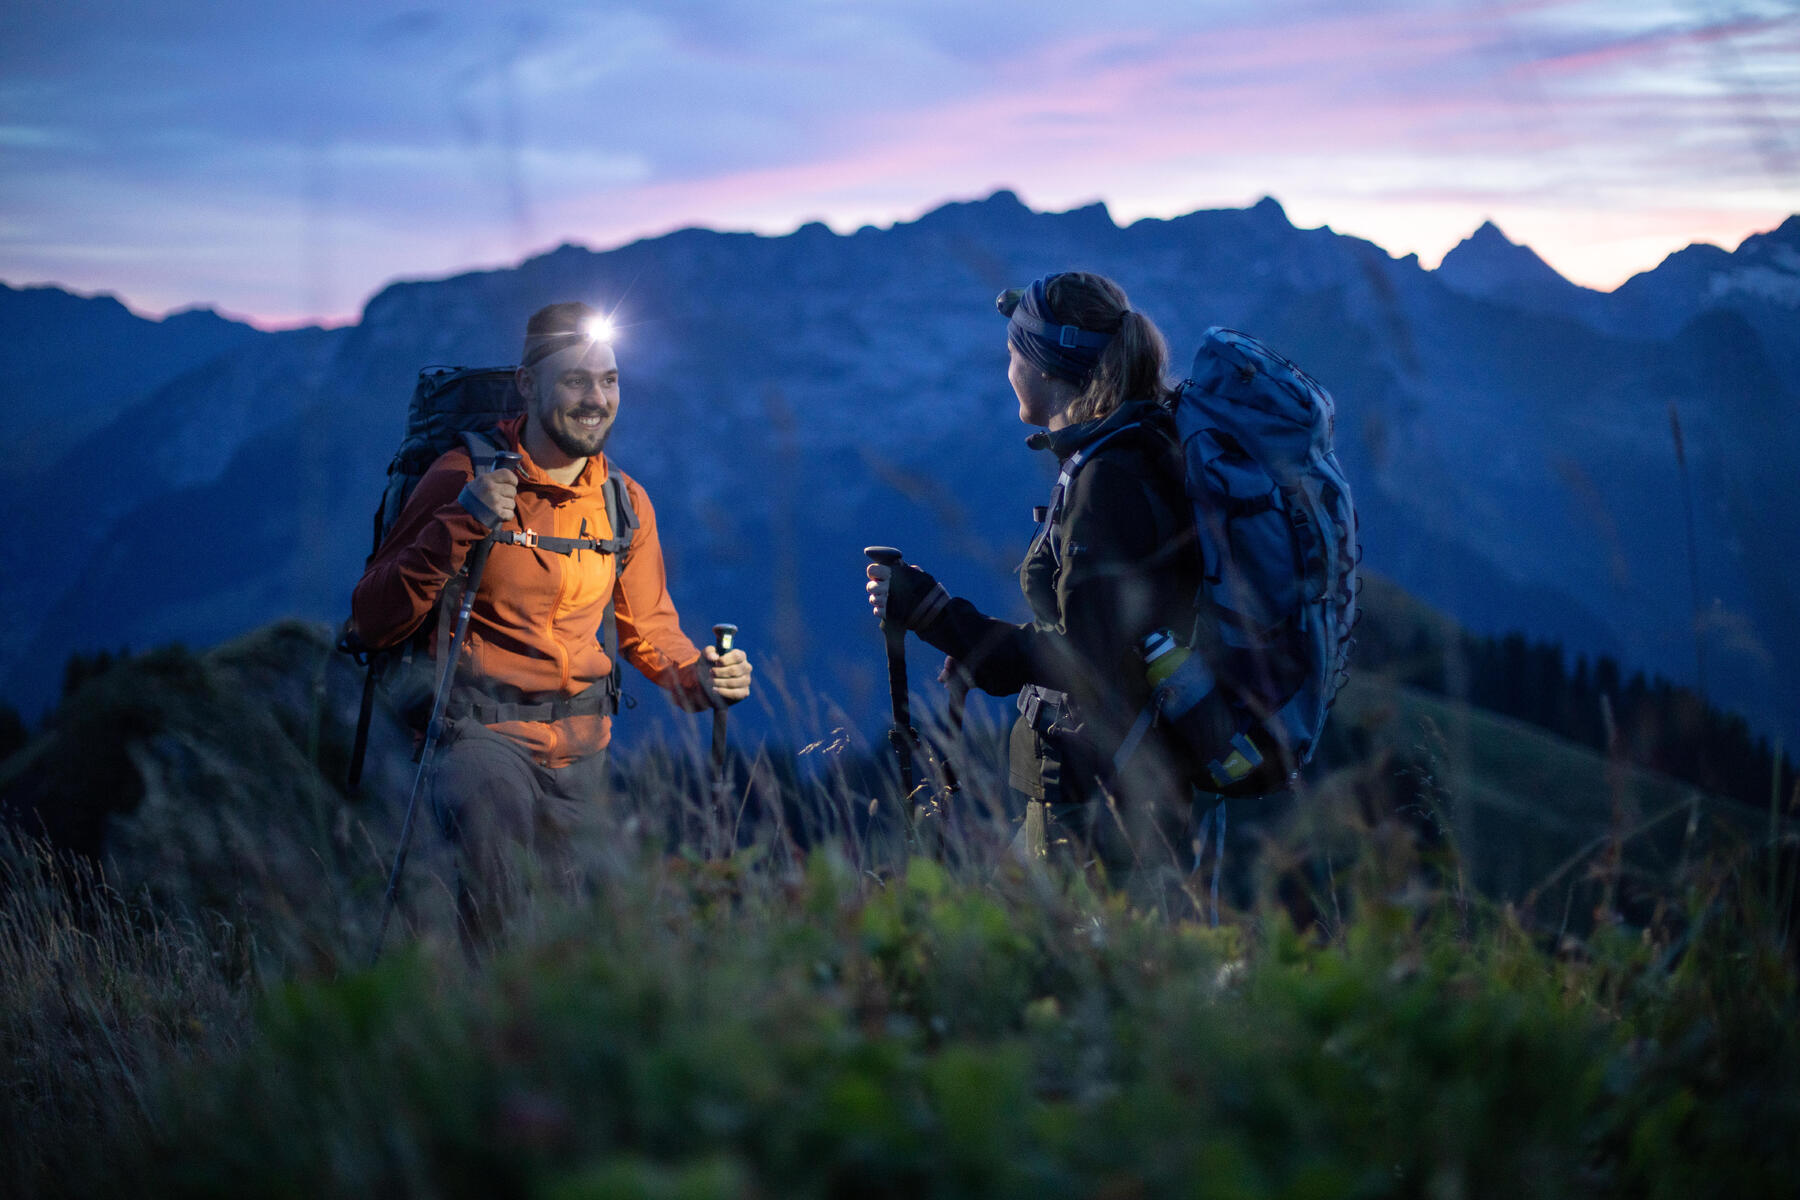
[1044,273,1171,423]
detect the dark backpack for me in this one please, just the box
[1173,328,1359,772]
[338,365,637,790]
[1067,329,1359,793]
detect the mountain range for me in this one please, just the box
[5,194,1797,747]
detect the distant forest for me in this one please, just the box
[1355,613,1797,813]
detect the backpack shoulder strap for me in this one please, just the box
[458,428,507,473]
[600,457,639,557]
[596,456,638,717]
[1027,422,1144,563]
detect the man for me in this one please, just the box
[352,301,752,937]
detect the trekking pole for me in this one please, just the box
[943,658,969,796]
[865,547,920,838]
[371,451,521,963]
[709,623,738,852]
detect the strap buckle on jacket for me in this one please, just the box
[445,679,617,725]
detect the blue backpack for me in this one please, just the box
[1063,327,1359,794]
[1173,327,1360,776]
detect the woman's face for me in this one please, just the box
[1008,342,1060,427]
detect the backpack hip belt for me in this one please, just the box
[444,678,617,725]
[1018,684,1076,736]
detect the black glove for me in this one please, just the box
[886,562,952,632]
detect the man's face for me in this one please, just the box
[526,341,620,461]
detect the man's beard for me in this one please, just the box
[544,411,612,460]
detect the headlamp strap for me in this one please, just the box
[1008,308,1114,352]
[521,331,592,368]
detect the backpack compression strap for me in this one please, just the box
[597,466,635,716]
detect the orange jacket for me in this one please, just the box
[351,415,707,766]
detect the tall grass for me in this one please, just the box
[1,623,1796,1198]
[0,837,249,1197]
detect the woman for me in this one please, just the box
[865,271,1206,871]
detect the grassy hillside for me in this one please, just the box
[1,615,1796,1197]
[1329,673,1771,919]
[5,818,1795,1199]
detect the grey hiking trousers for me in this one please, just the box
[429,718,609,944]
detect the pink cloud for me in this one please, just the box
[1517,12,1798,77]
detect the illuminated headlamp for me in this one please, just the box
[522,311,620,367]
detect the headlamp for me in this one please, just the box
[996,287,1025,318]
[583,315,616,343]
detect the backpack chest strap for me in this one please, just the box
[496,529,631,556]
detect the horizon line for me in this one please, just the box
[9,190,1794,333]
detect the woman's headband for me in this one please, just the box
[998,274,1116,384]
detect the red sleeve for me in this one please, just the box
[610,476,710,711]
[350,451,490,650]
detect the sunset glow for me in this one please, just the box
[2,0,1793,326]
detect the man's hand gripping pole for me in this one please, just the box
[710,622,737,791]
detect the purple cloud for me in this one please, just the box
[0,0,1791,324]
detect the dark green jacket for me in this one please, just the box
[914,398,1200,774]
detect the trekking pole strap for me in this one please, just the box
[347,665,379,792]
[883,625,915,740]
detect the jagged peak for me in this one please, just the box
[916,189,1031,222]
[1656,240,1735,269]
[906,188,1045,235]
[1436,219,1574,298]
[1442,220,1553,267]
[1736,213,1800,253]
[1468,219,1512,244]
[1250,195,1289,224]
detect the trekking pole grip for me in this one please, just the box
[865,546,905,637]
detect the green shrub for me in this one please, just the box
[18,843,1777,1200]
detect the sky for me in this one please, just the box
[2,0,1796,328]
